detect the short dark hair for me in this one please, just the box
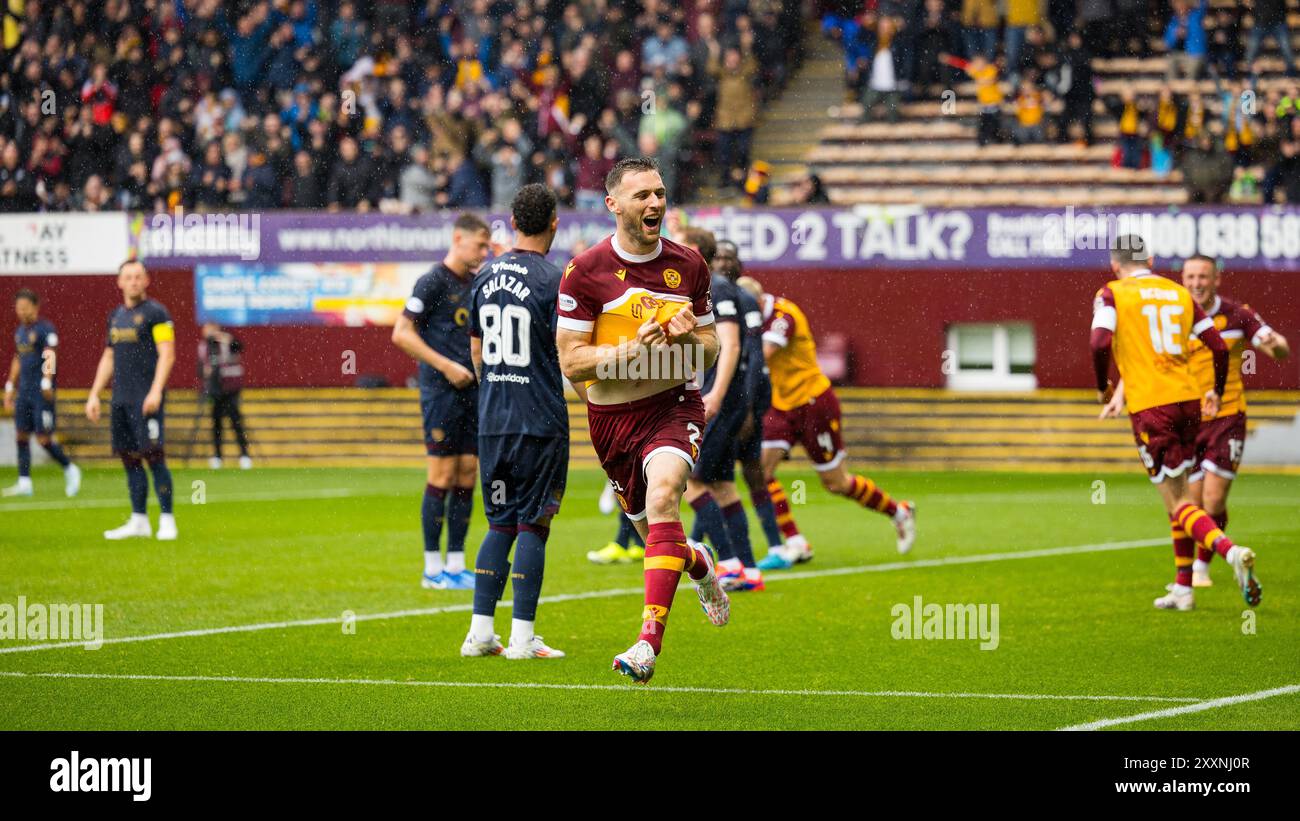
[680,226,716,264]
[14,288,38,305]
[118,258,146,274]
[605,156,660,194]
[1183,254,1217,270]
[1110,234,1150,267]
[453,212,490,234]
[511,184,557,237]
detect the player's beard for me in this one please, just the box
[622,207,661,249]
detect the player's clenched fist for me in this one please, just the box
[636,318,666,348]
[665,307,697,340]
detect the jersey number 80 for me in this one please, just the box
[479,304,531,367]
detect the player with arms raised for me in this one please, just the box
[393,213,491,590]
[1103,254,1288,588]
[85,261,177,540]
[4,289,81,497]
[1091,237,1261,610]
[461,185,570,660]
[556,157,729,684]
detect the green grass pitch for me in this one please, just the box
[1,465,1296,730]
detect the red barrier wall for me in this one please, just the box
[3,266,1297,390]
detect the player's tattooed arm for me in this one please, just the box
[144,338,174,415]
[469,335,483,382]
[85,347,115,422]
[665,308,720,371]
[556,322,667,383]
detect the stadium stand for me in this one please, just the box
[766,0,1300,209]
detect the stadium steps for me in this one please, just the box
[33,387,1300,474]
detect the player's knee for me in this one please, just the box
[15,432,29,444]
[644,483,680,520]
[143,450,166,467]
[820,470,849,494]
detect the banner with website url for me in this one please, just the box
[134,207,1300,272]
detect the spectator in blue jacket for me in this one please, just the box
[1165,0,1208,80]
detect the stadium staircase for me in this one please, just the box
[44,387,1300,474]
[766,0,1300,208]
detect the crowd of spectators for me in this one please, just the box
[0,0,805,214]
[822,0,1300,202]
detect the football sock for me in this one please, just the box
[122,455,147,514]
[422,484,447,558]
[146,454,173,514]
[16,441,30,477]
[844,474,898,516]
[1199,511,1228,565]
[768,478,802,540]
[1175,503,1235,559]
[511,618,535,647]
[1170,514,1195,588]
[638,521,703,654]
[722,500,756,568]
[472,524,515,620]
[616,514,643,548]
[512,523,548,622]
[689,492,733,560]
[446,549,466,575]
[750,487,784,550]
[42,440,70,468]
[447,486,474,553]
[469,614,495,642]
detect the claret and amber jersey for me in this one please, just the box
[1091,271,1210,414]
[760,294,831,411]
[557,234,714,395]
[1187,295,1270,419]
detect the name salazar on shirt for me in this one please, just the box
[595,337,708,384]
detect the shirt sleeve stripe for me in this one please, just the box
[1090,305,1117,332]
[762,331,789,347]
[695,311,715,326]
[1251,325,1274,347]
[557,317,594,333]
[1192,316,1214,336]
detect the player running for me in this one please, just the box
[393,213,491,590]
[1102,254,1288,588]
[677,227,763,592]
[85,261,177,540]
[736,278,916,570]
[556,156,729,684]
[4,289,80,497]
[461,185,570,660]
[1090,237,1261,611]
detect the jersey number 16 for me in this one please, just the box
[1140,304,1185,355]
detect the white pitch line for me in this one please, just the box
[1058,684,1300,731]
[0,671,1200,703]
[0,487,374,512]
[0,536,1169,655]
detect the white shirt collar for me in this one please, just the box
[611,233,662,263]
[1129,268,1156,278]
[1208,294,1222,316]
